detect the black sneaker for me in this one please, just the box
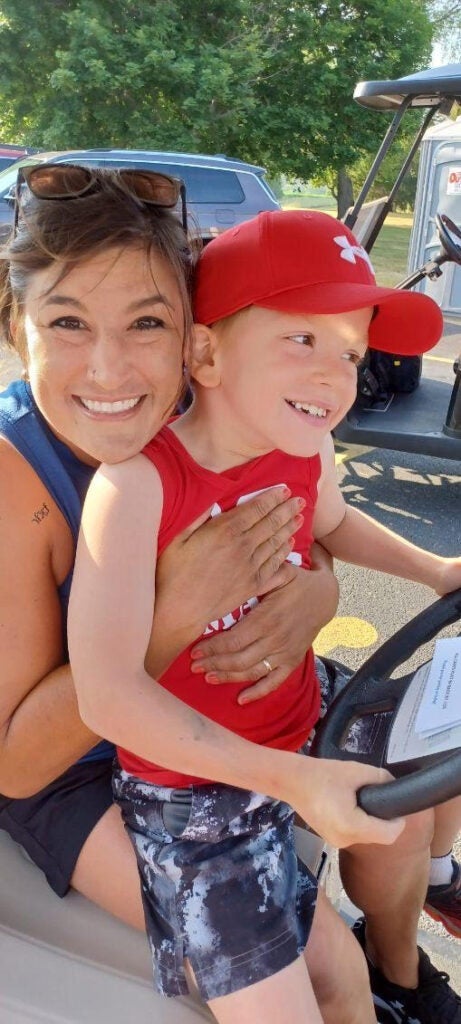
[353,916,461,1023]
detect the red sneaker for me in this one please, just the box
[424,858,461,940]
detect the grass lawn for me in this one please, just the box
[282,195,413,287]
[283,191,337,212]
[368,214,413,287]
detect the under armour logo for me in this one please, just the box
[334,235,374,273]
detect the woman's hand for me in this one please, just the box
[145,486,305,678]
[188,543,339,703]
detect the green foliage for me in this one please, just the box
[0,0,266,151]
[348,122,421,212]
[252,0,433,182]
[429,0,461,62]
[0,0,434,195]
[0,104,21,142]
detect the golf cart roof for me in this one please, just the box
[354,63,461,111]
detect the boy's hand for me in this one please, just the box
[290,757,405,849]
[190,545,339,701]
[434,557,461,596]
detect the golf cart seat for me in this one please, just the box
[0,828,211,1023]
[0,824,326,1023]
[343,197,389,247]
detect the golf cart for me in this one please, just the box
[334,64,461,461]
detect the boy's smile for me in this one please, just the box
[285,400,329,423]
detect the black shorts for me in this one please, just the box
[0,658,353,903]
[0,758,113,897]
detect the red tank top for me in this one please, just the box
[118,426,321,786]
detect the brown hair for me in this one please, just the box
[0,167,199,370]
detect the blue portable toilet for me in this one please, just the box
[407,115,461,316]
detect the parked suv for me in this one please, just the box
[0,148,280,239]
[0,143,38,173]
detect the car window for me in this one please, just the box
[105,160,245,204]
[257,175,278,203]
[0,156,43,198]
[0,157,21,172]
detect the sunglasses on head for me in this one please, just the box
[14,162,188,233]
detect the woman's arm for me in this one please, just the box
[145,485,305,677]
[69,456,403,851]
[0,438,303,796]
[0,441,99,797]
[182,544,339,703]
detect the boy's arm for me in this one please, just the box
[68,453,402,851]
[313,435,461,595]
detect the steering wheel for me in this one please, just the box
[436,213,461,266]
[312,588,461,820]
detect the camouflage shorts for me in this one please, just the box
[112,658,363,1001]
[113,771,318,1001]
[314,655,352,719]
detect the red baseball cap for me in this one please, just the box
[194,210,443,355]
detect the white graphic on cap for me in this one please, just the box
[334,235,374,273]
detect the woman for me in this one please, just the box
[0,164,339,931]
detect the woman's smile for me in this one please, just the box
[76,395,146,417]
[23,245,186,464]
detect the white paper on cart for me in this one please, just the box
[414,637,461,736]
[387,659,461,765]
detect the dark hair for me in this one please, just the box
[0,167,199,362]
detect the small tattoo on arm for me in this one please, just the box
[32,503,50,524]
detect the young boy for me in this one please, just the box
[69,211,460,1024]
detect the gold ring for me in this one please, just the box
[262,658,273,674]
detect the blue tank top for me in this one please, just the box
[0,379,114,763]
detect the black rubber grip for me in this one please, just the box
[357,750,461,819]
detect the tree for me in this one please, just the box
[348,133,420,213]
[247,1,433,214]
[0,1,267,150]
[0,1,434,214]
[429,0,461,62]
